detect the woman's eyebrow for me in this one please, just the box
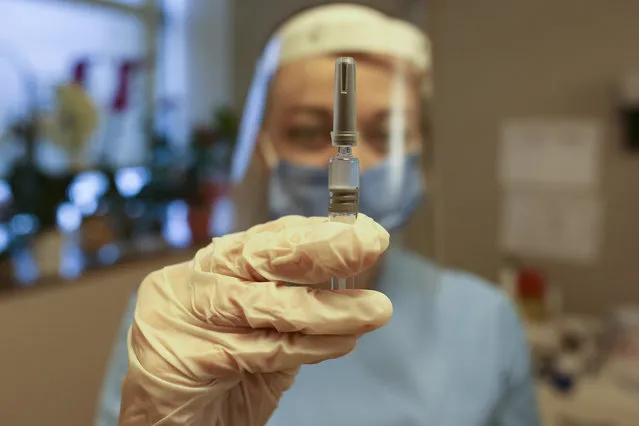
[280,106,418,126]
[368,108,417,123]
[283,105,332,120]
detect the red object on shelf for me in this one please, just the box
[71,59,89,86]
[188,205,211,244]
[517,268,546,299]
[112,60,144,112]
[203,180,230,202]
[187,180,231,244]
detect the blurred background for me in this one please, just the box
[0,0,637,425]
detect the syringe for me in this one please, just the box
[328,57,360,290]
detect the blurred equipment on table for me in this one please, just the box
[527,308,639,425]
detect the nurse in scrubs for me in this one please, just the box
[97,4,540,426]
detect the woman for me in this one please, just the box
[98,4,540,425]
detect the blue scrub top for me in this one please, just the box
[96,247,540,426]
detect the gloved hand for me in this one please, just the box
[119,214,393,426]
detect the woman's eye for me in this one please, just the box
[366,127,416,152]
[286,126,330,149]
[371,131,390,142]
[366,129,391,151]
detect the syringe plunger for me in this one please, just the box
[331,57,358,147]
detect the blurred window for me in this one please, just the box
[0,0,185,174]
[157,0,188,147]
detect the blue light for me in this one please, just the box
[68,171,109,207]
[59,242,84,279]
[13,249,38,285]
[10,214,39,235]
[163,200,191,248]
[0,224,10,252]
[0,180,12,204]
[57,202,82,233]
[210,195,234,237]
[77,198,98,216]
[115,166,151,198]
[97,243,120,265]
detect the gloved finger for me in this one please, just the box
[207,213,389,284]
[243,215,327,236]
[197,215,327,279]
[180,330,359,377]
[180,269,393,335]
[215,216,326,250]
[133,317,358,380]
[216,331,361,375]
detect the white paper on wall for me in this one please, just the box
[499,190,603,264]
[498,118,602,189]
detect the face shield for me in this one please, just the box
[226,4,437,258]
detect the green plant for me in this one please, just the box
[213,106,239,145]
[190,106,239,179]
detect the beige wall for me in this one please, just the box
[0,252,189,426]
[233,0,639,314]
[428,0,639,314]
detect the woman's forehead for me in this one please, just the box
[269,55,409,114]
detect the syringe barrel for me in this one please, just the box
[328,148,359,216]
[328,148,359,189]
[329,57,359,290]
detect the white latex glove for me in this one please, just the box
[119,214,393,426]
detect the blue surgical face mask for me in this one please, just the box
[268,153,425,232]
